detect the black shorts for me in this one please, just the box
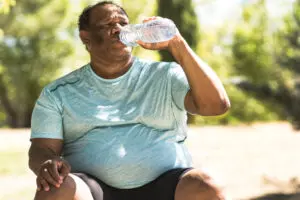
[73,168,192,200]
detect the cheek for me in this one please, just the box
[90,31,107,44]
[92,34,104,44]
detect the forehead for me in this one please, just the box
[90,4,128,24]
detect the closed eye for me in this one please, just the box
[120,22,128,26]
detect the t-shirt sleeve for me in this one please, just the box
[169,62,190,111]
[31,88,63,140]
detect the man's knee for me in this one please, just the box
[175,169,224,200]
[34,176,76,200]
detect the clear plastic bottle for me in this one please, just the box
[119,18,177,47]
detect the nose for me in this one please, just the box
[112,23,122,35]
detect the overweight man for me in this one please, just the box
[28,1,231,200]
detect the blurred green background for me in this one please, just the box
[1,0,300,129]
[0,0,300,200]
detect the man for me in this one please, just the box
[28,1,230,200]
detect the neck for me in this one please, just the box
[90,55,134,79]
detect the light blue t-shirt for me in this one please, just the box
[31,57,193,189]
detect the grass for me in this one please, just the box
[0,150,36,200]
[1,124,300,200]
[0,151,28,175]
[1,188,35,200]
[0,130,36,200]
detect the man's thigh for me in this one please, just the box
[174,168,226,200]
[72,168,193,200]
[150,168,193,200]
[69,174,94,200]
[34,174,94,200]
[118,168,193,200]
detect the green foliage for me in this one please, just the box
[276,0,300,74]
[193,85,283,126]
[0,0,16,14]
[0,0,74,127]
[193,25,279,125]
[222,0,300,128]
[0,111,6,126]
[157,0,200,62]
[196,28,231,80]
[0,0,161,128]
[272,0,300,128]
[0,0,299,128]
[220,0,282,124]
[231,0,274,84]
[224,85,282,123]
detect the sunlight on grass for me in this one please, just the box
[0,187,34,200]
[0,149,35,200]
[0,151,28,175]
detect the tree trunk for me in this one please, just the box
[22,107,33,128]
[0,74,18,128]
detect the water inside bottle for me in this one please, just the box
[119,18,177,46]
[119,25,138,47]
[141,20,176,43]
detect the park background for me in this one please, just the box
[0,0,300,199]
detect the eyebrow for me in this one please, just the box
[95,16,129,26]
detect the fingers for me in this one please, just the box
[142,16,163,23]
[36,168,60,191]
[42,160,61,186]
[36,158,68,191]
[58,160,71,179]
[42,168,61,188]
[142,16,157,23]
[36,176,50,191]
[136,40,147,49]
[137,40,169,50]
[40,178,50,191]
[136,40,156,50]
[36,176,42,191]
[48,160,62,184]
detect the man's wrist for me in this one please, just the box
[30,154,62,175]
[168,35,189,64]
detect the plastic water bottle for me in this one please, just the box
[119,18,177,47]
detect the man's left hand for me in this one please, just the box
[136,16,183,52]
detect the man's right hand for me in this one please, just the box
[36,157,71,191]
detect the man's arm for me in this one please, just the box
[137,20,230,116]
[29,138,70,191]
[29,138,63,174]
[168,36,230,116]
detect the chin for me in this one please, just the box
[114,47,132,58]
[119,52,132,61]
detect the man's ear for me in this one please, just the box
[80,30,91,51]
[79,31,90,45]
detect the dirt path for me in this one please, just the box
[187,123,300,199]
[1,123,300,199]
